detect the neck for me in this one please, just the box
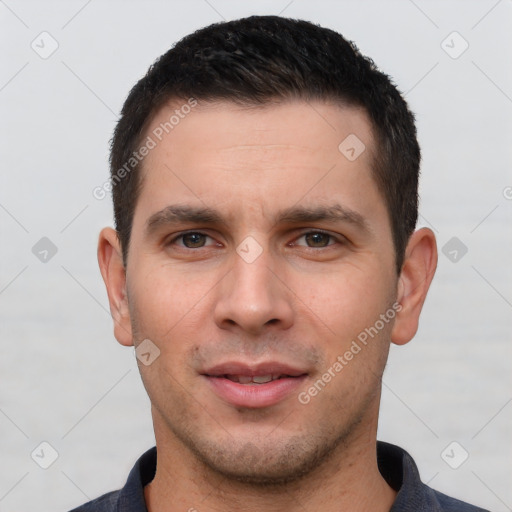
[144,416,396,512]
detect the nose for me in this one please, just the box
[213,244,294,335]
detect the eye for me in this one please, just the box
[169,231,217,249]
[182,232,207,248]
[293,231,338,248]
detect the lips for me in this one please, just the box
[203,361,307,378]
[202,361,308,408]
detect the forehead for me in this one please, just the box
[145,98,375,163]
[133,99,387,230]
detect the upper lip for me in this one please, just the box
[202,361,308,377]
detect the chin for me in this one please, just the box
[184,430,349,487]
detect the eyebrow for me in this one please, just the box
[146,205,224,235]
[145,203,371,236]
[276,204,370,233]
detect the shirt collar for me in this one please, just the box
[116,446,156,511]
[114,442,441,511]
[377,441,443,511]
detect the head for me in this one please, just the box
[110,15,420,274]
[99,16,436,485]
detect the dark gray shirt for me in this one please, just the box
[69,441,489,511]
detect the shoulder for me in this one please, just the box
[377,441,490,512]
[432,488,490,512]
[68,490,119,511]
[67,447,156,511]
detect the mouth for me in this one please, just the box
[221,374,297,384]
[202,362,308,408]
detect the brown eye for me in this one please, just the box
[304,232,332,247]
[181,232,207,248]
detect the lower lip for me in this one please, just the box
[203,375,307,408]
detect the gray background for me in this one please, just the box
[1,0,511,510]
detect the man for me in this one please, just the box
[72,15,488,512]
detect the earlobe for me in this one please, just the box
[97,227,133,346]
[391,228,437,346]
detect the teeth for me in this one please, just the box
[225,374,285,384]
[252,375,273,384]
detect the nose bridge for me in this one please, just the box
[214,242,293,333]
[234,247,274,299]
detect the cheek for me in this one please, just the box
[295,263,391,343]
[128,266,202,404]
[128,261,218,340]
[296,263,394,395]
[127,262,221,396]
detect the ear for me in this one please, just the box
[391,228,437,346]
[97,227,133,346]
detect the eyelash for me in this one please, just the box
[167,230,342,250]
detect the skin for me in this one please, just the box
[98,99,437,512]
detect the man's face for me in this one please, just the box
[122,100,399,483]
